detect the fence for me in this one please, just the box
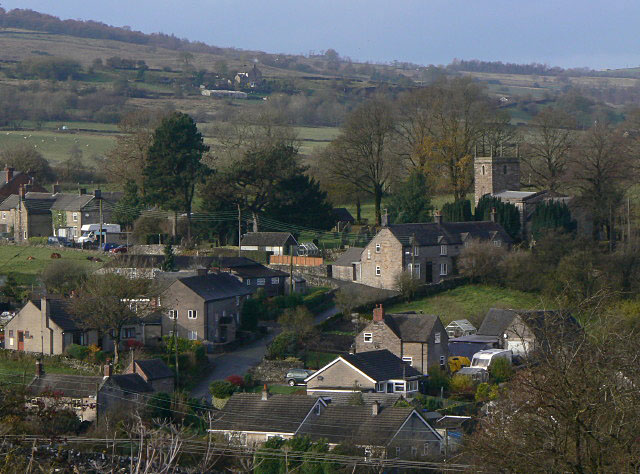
[269,255,324,266]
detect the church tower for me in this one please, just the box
[474,148,521,206]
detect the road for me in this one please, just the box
[191,304,339,401]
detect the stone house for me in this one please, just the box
[476,308,580,357]
[0,166,47,201]
[355,305,449,375]
[123,358,175,393]
[240,232,297,256]
[305,349,422,397]
[160,271,252,347]
[0,190,56,241]
[217,257,288,297]
[234,64,263,88]
[208,390,327,446]
[331,247,363,282]
[50,189,121,240]
[298,402,443,459]
[357,217,512,289]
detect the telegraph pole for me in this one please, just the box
[95,189,103,250]
[237,203,242,257]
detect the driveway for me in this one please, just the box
[191,304,339,401]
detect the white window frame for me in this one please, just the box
[375,265,381,276]
[72,212,78,222]
[1,212,5,219]
[411,446,417,457]
[402,356,413,366]
[188,309,197,319]
[236,296,240,306]
[367,250,371,260]
[363,332,372,343]
[257,278,265,286]
[394,381,405,392]
[435,332,441,344]
[23,231,27,239]
[413,246,419,256]
[493,240,502,247]
[187,330,197,340]
[440,263,448,276]
[440,244,447,256]
[440,355,446,366]
[408,263,420,278]
[375,243,381,253]
[168,310,178,319]
[246,279,251,285]
[271,277,279,284]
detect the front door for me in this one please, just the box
[387,382,394,393]
[425,262,433,283]
[17,331,24,351]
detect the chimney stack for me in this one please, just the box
[371,400,379,416]
[4,165,13,184]
[35,360,43,378]
[490,207,497,223]
[104,360,113,378]
[261,384,269,401]
[52,183,61,194]
[19,184,25,199]
[373,304,384,322]
[434,210,442,224]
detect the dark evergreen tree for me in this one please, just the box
[475,195,521,239]
[112,180,142,230]
[161,243,176,272]
[143,112,210,240]
[387,171,433,224]
[442,199,473,222]
[1,274,23,307]
[265,174,334,230]
[530,200,576,239]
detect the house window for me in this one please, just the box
[435,332,441,344]
[409,263,420,278]
[271,277,279,284]
[23,231,27,240]
[408,380,419,392]
[1,212,5,219]
[375,266,381,276]
[72,212,78,222]
[168,310,178,319]
[8,330,13,337]
[440,263,448,276]
[402,356,413,366]
[187,330,197,340]
[24,331,29,338]
[367,250,371,260]
[481,165,485,175]
[493,240,502,247]
[424,443,431,455]
[375,243,381,253]
[411,446,417,457]
[122,327,135,339]
[440,244,447,256]
[414,246,419,256]
[363,333,372,343]
[440,355,446,367]
[188,310,197,319]
[503,164,507,174]
[376,382,385,392]
[394,382,405,392]
[257,278,265,286]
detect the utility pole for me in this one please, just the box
[411,233,416,279]
[289,244,294,295]
[237,203,242,257]
[173,314,179,389]
[96,189,103,250]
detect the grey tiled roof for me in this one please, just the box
[210,393,320,434]
[45,299,80,331]
[477,308,516,336]
[134,359,174,381]
[477,308,579,339]
[108,374,153,393]
[240,232,297,247]
[388,221,512,246]
[298,405,420,446]
[333,247,363,267]
[178,272,252,301]
[28,374,104,398]
[383,313,439,343]
[340,350,421,381]
[308,391,401,408]
[332,208,355,222]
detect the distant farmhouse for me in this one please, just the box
[234,64,263,88]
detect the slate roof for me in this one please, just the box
[332,208,355,223]
[339,350,421,381]
[210,393,320,434]
[134,359,174,381]
[387,221,512,247]
[308,391,401,408]
[43,298,80,331]
[333,247,363,267]
[28,374,104,398]
[240,232,297,247]
[108,373,153,393]
[178,272,252,301]
[230,266,288,279]
[51,192,122,211]
[477,308,579,339]
[298,405,423,446]
[477,308,517,336]
[0,172,47,199]
[217,257,260,268]
[383,313,440,343]
[0,192,56,213]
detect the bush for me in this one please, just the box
[226,375,244,387]
[475,382,500,402]
[489,357,514,383]
[27,237,48,245]
[48,409,81,435]
[147,392,172,419]
[266,332,299,360]
[65,344,90,360]
[243,372,254,389]
[194,344,207,363]
[450,374,474,396]
[457,240,507,284]
[210,381,236,399]
[412,394,443,411]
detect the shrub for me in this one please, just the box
[65,344,90,360]
[266,332,299,360]
[489,357,514,383]
[450,374,474,396]
[226,375,244,387]
[427,366,450,393]
[27,236,48,245]
[412,394,443,411]
[243,372,254,389]
[48,409,81,435]
[194,344,207,363]
[457,240,507,284]
[147,392,172,419]
[210,380,236,399]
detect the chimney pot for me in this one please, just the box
[434,210,442,224]
[104,360,113,378]
[4,165,13,184]
[372,400,379,416]
[261,384,269,401]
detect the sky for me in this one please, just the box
[1,0,639,70]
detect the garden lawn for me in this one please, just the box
[386,284,549,326]
[0,351,97,385]
[0,245,111,285]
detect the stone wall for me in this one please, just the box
[248,358,304,384]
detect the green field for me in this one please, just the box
[0,245,110,285]
[0,130,117,164]
[387,285,549,326]
[343,194,455,225]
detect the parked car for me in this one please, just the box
[101,242,120,252]
[285,368,315,386]
[47,236,72,247]
[110,245,128,254]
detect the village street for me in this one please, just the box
[191,305,340,401]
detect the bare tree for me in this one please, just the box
[521,108,576,192]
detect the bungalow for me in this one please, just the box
[331,247,363,282]
[240,232,297,256]
[305,349,422,397]
[355,305,449,375]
